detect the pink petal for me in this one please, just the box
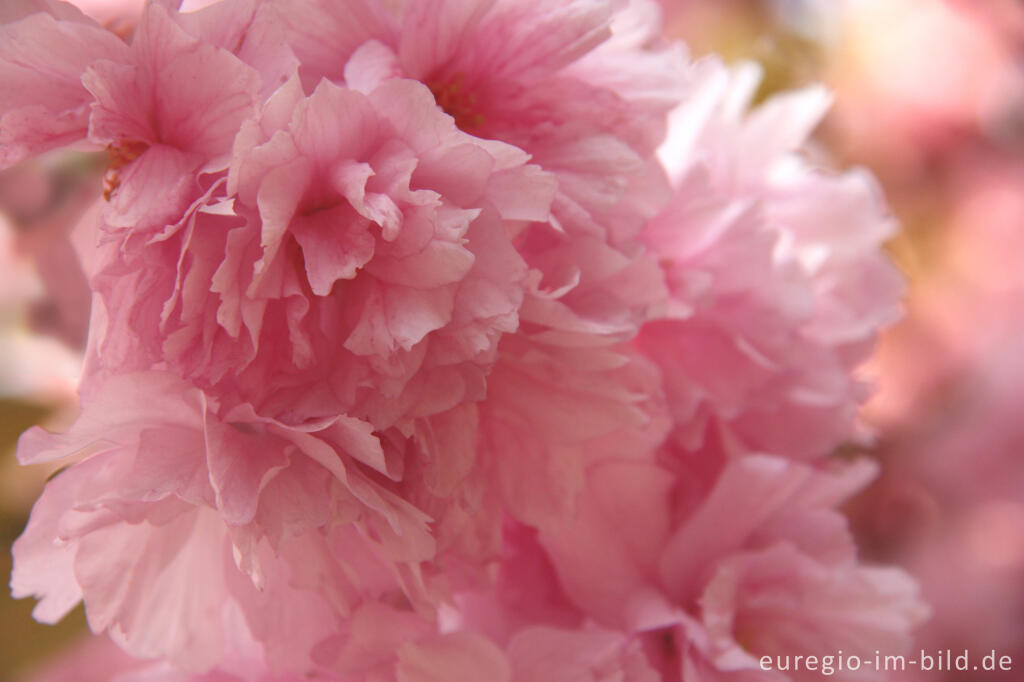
[0,11,128,166]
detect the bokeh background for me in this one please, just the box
[2,0,1023,680]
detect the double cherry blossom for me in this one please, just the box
[2,1,923,680]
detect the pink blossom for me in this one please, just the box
[535,453,926,680]
[443,451,924,681]
[1,1,925,679]
[0,1,289,235]
[82,2,261,231]
[266,0,687,345]
[12,371,434,673]
[88,72,553,432]
[0,1,130,167]
[694,545,923,681]
[642,59,902,458]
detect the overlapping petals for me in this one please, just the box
[2,1,924,680]
[12,372,433,672]
[642,60,902,459]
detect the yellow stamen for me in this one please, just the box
[102,141,149,201]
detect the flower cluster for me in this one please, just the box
[4,1,923,680]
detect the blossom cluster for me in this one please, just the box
[4,1,924,680]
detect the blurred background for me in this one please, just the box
[1,0,1023,680]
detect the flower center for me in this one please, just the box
[428,73,484,131]
[102,141,149,201]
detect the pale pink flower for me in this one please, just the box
[1,0,301,256]
[264,0,686,345]
[442,449,925,681]
[2,2,925,680]
[642,59,902,458]
[535,453,926,680]
[93,72,554,431]
[12,371,435,673]
[82,2,261,232]
[0,2,269,235]
[694,545,924,682]
[73,61,560,620]
[0,1,130,167]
